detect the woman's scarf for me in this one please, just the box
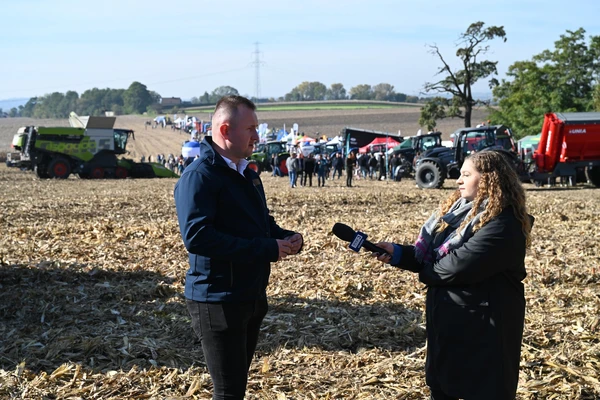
[414,197,488,267]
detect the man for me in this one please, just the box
[286,152,299,188]
[333,152,344,179]
[174,95,303,400]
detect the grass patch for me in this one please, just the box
[256,104,415,111]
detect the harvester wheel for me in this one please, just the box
[90,167,105,179]
[415,161,444,189]
[48,158,71,179]
[35,164,50,179]
[247,160,261,175]
[115,167,128,179]
[586,166,600,187]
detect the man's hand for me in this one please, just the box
[276,239,293,261]
[284,233,303,255]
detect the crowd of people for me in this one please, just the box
[274,150,412,188]
[140,153,192,175]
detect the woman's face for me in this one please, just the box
[456,159,481,201]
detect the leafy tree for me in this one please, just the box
[149,91,161,105]
[123,82,153,114]
[9,107,18,117]
[594,84,600,111]
[419,97,448,131]
[491,28,600,138]
[210,86,239,103]
[349,84,372,100]
[190,96,199,105]
[393,92,408,102]
[423,21,506,127]
[284,88,301,101]
[489,61,554,138]
[326,83,347,100]
[284,82,327,101]
[200,91,211,104]
[372,83,396,101]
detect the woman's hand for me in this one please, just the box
[372,242,395,264]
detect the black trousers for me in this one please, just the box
[302,172,313,186]
[430,388,459,400]
[187,298,268,400]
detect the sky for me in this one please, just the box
[2,0,600,102]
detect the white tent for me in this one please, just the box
[326,136,342,145]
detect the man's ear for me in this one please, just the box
[219,123,229,138]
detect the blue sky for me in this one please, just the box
[1,0,599,101]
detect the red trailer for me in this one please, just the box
[532,112,600,186]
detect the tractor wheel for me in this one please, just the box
[115,167,128,179]
[247,160,261,175]
[35,164,50,179]
[47,157,71,179]
[90,167,105,179]
[586,166,600,187]
[415,161,444,189]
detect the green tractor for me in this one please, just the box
[7,114,178,179]
[247,140,290,175]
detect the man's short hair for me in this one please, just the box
[213,95,256,127]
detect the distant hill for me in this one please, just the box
[0,98,29,111]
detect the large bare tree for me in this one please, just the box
[423,22,506,127]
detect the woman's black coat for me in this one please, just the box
[394,207,529,400]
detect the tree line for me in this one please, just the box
[11,81,424,120]
[188,82,423,105]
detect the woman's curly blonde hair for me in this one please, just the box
[438,151,532,247]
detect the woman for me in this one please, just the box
[375,151,533,400]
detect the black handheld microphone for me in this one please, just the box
[332,223,389,255]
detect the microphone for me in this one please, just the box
[332,223,389,255]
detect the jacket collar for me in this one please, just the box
[199,136,228,168]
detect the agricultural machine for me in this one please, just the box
[7,114,178,179]
[527,112,600,187]
[247,140,290,175]
[414,125,517,189]
[392,132,444,168]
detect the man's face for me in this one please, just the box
[225,105,259,161]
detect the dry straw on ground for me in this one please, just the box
[1,165,599,399]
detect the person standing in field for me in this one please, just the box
[374,151,532,400]
[174,95,303,400]
[302,153,316,187]
[316,154,327,187]
[345,152,356,187]
[286,153,299,188]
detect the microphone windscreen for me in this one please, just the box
[332,223,356,242]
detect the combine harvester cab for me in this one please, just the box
[7,112,178,179]
[531,112,600,187]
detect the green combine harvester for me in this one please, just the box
[7,112,178,179]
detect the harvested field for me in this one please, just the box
[0,107,491,160]
[1,163,599,399]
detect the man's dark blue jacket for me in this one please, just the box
[174,137,297,302]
